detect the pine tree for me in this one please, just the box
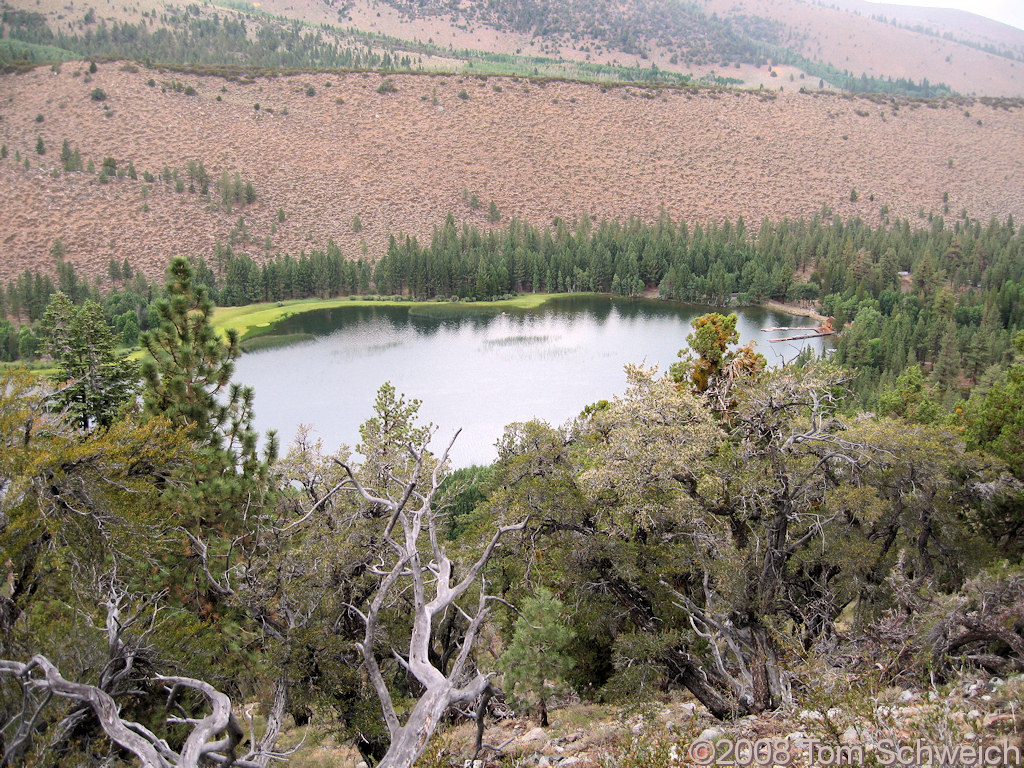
[499,588,575,727]
[42,293,139,431]
[60,139,73,170]
[933,318,962,394]
[141,258,252,452]
[140,259,277,526]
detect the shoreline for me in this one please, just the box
[213,292,831,343]
[760,299,828,323]
[211,293,577,341]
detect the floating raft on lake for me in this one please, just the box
[763,316,835,343]
[768,330,835,343]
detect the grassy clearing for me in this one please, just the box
[0,360,58,376]
[211,294,572,341]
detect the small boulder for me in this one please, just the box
[699,726,725,741]
[522,727,548,744]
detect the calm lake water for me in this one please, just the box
[234,296,833,466]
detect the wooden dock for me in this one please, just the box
[768,331,835,343]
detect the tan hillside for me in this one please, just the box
[259,0,1024,96]
[699,0,1024,97]
[2,62,1023,284]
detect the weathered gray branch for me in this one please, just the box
[345,428,526,768]
[0,656,286,768]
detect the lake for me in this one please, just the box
[233,296,833,466]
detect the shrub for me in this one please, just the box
[377,78,397,94]
[34,114,44,123]
[305,85,315,97]
[90,87,107,101]
[457,89,469,100]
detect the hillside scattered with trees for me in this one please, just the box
[1,63,1023,287]
[3,0,1024,97]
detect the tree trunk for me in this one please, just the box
[539,697,548,728]
[252,676,287,768]
[747,623,782,713]
[376,687,453,768]
[664,649,736,720]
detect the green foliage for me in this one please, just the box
[89,86,107,101]
[876,364,939,423]
[141,257,257,456]
[439,464,493,539]
[377,78,397,94]
[482,354,1002,715]
[499,587,575,726]
[42,292,140,431]
[965,331,1024,477]
[671,312,763,393]
[34,135,44,155]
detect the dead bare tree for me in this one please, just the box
[0,574,298,768]
[871,555,1024,679]
[0,653,302,768]
[341,428,526,768]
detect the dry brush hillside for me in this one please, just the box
[1,62,1024,284]
[700,0,1024,98]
